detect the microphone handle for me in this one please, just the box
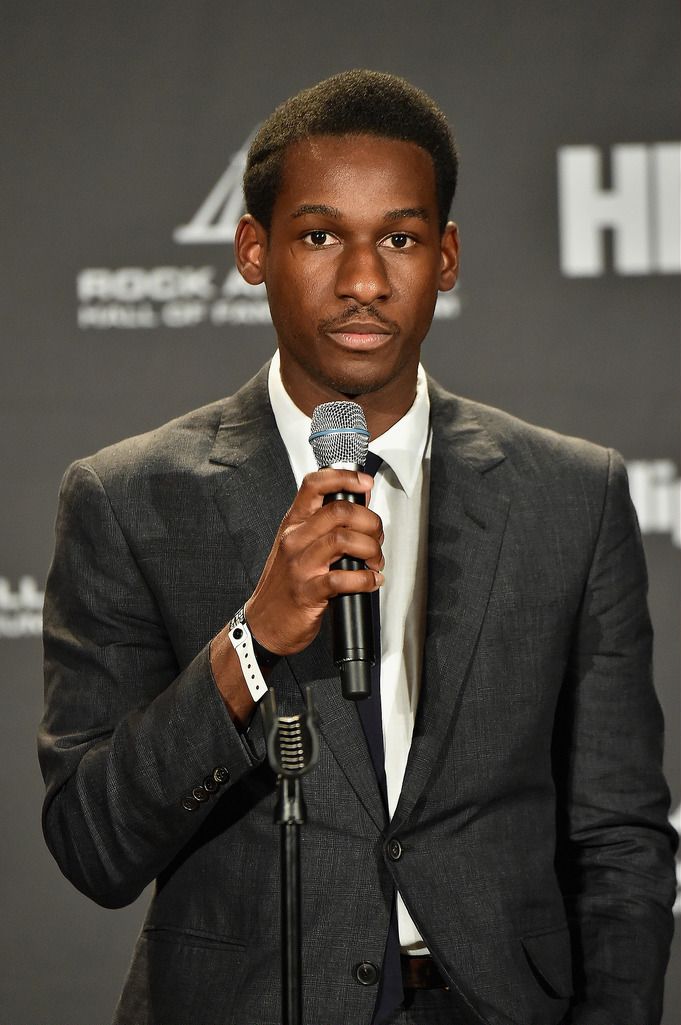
[323,489,375,701]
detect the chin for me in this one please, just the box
[323,371,389,398]
[314,356,403,399]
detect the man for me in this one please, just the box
[39,71,676,1025]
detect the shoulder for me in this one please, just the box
[427,377,631,543]
[429,375,617,482]
[62,364,272,494]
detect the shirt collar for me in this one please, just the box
[267,349,430,497]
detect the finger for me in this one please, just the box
[317,498,383,537]
[286,469,375,524]
[305,568,385,604]
[300,527,384,572]
[367,552,386,573]
[277,500,383,560]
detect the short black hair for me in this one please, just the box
[243,69,458,233]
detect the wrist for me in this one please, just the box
[227,606,280,703]
[250,629,281,670]
[243,598,286,659]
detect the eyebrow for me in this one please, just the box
[290,203,431,223]
[383,207,430,223]
[291,204,341,219]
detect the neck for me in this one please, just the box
[346,395,414,440]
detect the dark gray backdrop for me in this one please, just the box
[2,2,678,1022]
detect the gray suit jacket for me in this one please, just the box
[39,365,676,1025]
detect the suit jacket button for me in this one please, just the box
[192,786,209,802]
[387,839,402,861]
[212,766,230,786]
[202,774,219,794]
[181,796,199,811]
[354,961,379,986]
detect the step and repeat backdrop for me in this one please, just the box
[3,2,678,1022]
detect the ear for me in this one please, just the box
[234,214,268,285]
[438,221,460,292]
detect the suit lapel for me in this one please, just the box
[208,365,386,829]
[208,365,295,585]
[391,380,510,831]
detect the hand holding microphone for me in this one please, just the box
[244,403,383,692]
[308,401,378,700]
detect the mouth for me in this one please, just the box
[325,320,395,351]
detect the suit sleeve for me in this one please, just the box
[554,449,678,1025]
[38,460,264,909]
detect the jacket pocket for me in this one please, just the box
[521,924,573,999]
[114,926,247,1025]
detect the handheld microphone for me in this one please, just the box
[309,401,374,701]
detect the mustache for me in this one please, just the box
[318,305,400,335]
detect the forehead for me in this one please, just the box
[273,134,438,218]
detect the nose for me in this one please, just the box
[334,242,392,306]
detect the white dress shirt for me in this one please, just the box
[268,351,431,953]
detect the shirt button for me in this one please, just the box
[212,766,230,786]
[353,961,379,986]
[387,839,403,861]
[181,796,199,812]
[192,786,209,802]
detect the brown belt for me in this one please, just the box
[400,954,449,990]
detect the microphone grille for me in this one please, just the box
[309,401,370,468]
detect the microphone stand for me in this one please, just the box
[262,687,320,1025]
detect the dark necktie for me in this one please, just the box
[356,451,403,1025]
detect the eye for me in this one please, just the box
[303,230,339,248]
[379,233,416,250]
